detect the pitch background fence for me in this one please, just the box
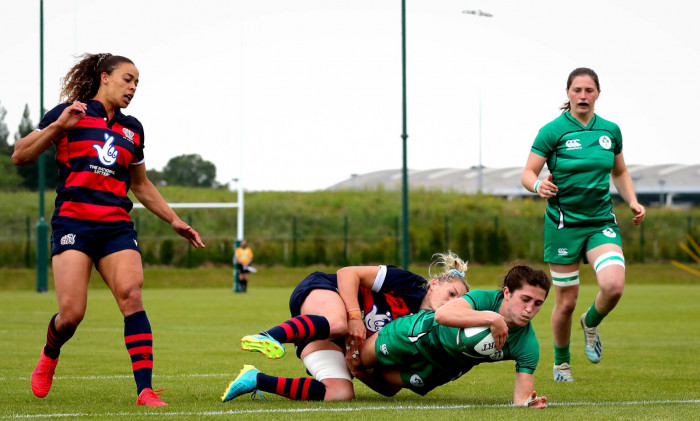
[1,206,698,268]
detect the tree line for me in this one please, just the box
[0,100,219,190]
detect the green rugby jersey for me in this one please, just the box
[531,111,623,227]
[412,290,539,377]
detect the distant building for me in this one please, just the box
[328,164,700,207]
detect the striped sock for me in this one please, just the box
[124,311,153,394]
[265,315,330,344]
[44,313,76,359]
[255,372,326,401]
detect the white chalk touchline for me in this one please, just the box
[6,373,231,381]
[3,400,699,419]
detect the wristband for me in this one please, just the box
[533,180,542,194]
[347,310,362,320]
[523,395,536,407]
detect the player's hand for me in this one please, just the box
[55,102,87,131]
[522,390,548,409]
[537,174,558,199]
[345,343,364,377]
[345,319,366,363]
[489,314,508,351]
[630,202,645,225]
[172,219,205,248]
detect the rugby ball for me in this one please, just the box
[457,325,496,358]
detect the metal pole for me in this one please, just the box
[461,10,492,194]
[233,179,244,292]
[477,92,483,193]
[344,216,349,265]
[400,0,409,269]
[36,0,48,292]
[237,179,244,240]
[233,238,241,292]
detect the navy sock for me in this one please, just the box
[256,372,326,401]
[44,313,76,359]
[124,311,153,394]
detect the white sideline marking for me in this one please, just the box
[3,400,699,419]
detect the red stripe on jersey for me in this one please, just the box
[132,360,153,371]
[289,378,300,398]
[59,201,130,222]
[299,315,316,338]
[125,333,153,343]
[65,171,127,196]
[290,317,306,339]
[74,115,108,129]
[54,133,70,167]
[127,346,153,356]
[385,295,410,318]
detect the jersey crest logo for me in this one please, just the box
[364,305,392,333]
[409,374,424,387]
[60,233,76,245]
[122,128,134,141]
[93,133,119,166]
[565,139,582,150]
[599,135,612,149]
[603,228,616,238]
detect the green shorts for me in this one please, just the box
[374,315,453,395]
[543,219,623,265]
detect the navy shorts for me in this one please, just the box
[288,271,338,316]
[51,217,141,262]
[288,271,344,358]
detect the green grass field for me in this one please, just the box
[1,266,699,420]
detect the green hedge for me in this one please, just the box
[1,188,698,268]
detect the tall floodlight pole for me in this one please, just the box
[400,0,409,269]
[462,9,492,194]
[36,0,48,292]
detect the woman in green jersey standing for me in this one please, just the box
[520,68,645,382]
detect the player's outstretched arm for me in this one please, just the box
[129,163,204,248]
[513,372,547,408]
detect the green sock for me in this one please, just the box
[584,301,607,328]
[554,342,570,365]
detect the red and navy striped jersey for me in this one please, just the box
[38,100,145,224]
[357,266,428,336]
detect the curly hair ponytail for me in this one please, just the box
[428,251,470,291]
[60,53,134,103]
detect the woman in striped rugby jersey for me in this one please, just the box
[13,53,204,406]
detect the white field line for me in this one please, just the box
[3,400,699,419]
[3,373,231,381]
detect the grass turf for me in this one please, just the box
[0,269,699,420]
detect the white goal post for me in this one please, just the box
[131,183,245,241]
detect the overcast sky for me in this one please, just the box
[1,0,699,191]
